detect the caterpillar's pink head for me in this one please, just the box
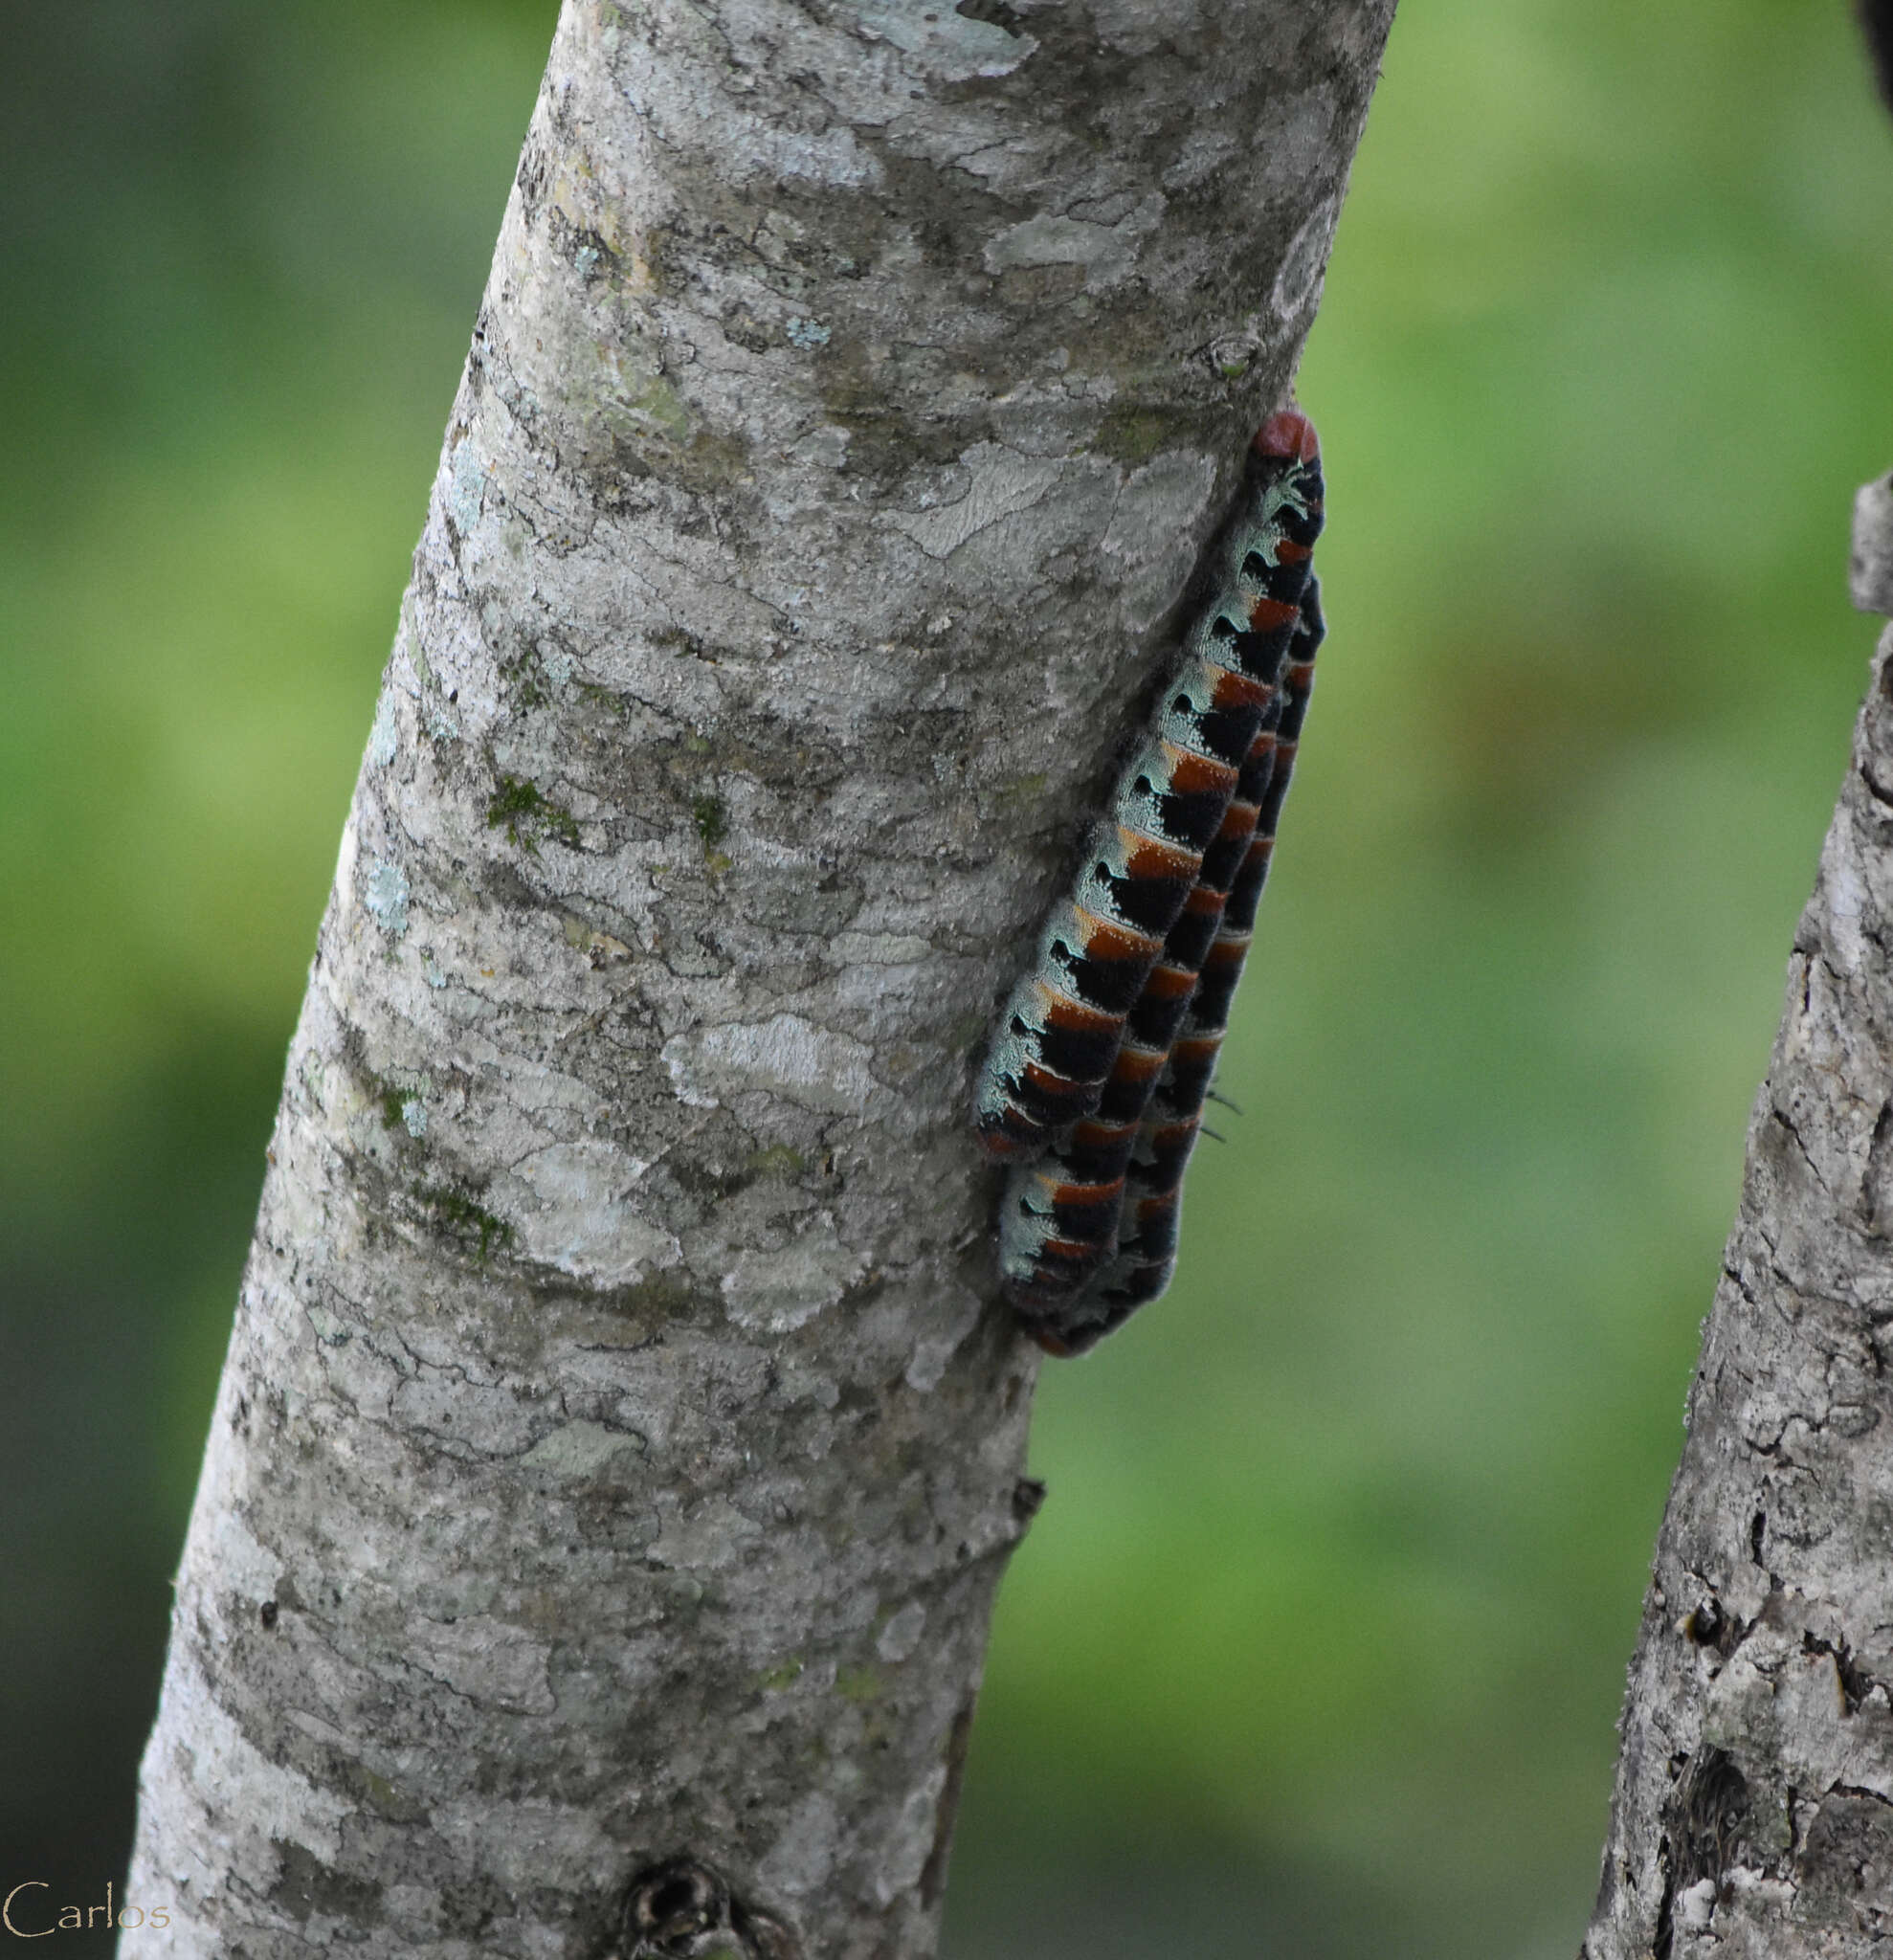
[1252,410,1319,464]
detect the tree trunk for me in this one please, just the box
[123,3,1396,1954]
[1582,490,1893,1956]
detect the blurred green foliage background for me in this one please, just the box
[5,0,1890,1950]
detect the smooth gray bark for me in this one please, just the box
[125,3,1396,1955]
[1583,499,1893,1956]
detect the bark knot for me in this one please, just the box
[618,1856,800,1960]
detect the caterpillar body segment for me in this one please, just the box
[973,898,1169,1157]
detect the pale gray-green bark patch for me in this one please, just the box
[367,693,400,769]
[520,1419,649,1482]
[839,0,1035,82]
[981,200,1167,292]
[1851,471,1893,615]
[125,1,1397,1952]
[721,1228,869,1335]
[361,858,410,937]
[1273,192,1343,323]
[877,1601,928,1663]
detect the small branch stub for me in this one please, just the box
[618,1858,799,1960]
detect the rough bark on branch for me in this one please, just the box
[1583,497,1893,1955]
[124,3,1395,1954]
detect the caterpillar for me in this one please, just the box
[1003,576,1324,1350]
[997,658,1288,1312]
[973,412,1325,1164]
[1019,576,1325,1355]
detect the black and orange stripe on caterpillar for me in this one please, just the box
[998,679,1289,1312]
[974,412,1324,1162]
[1021,574,1325,1357]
